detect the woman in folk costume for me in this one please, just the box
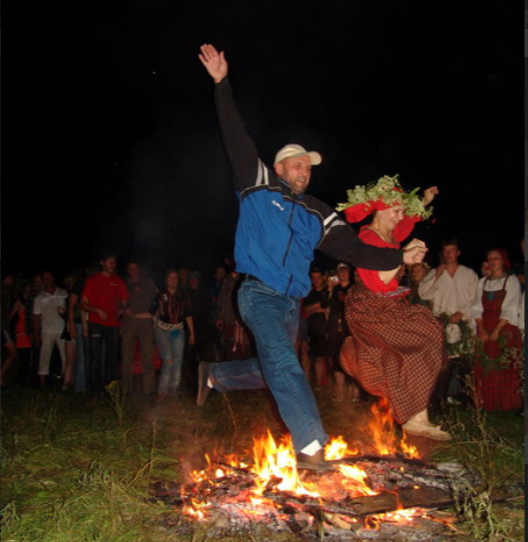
[337,175,451,440]
[471,249,523,412]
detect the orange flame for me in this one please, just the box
[400,432,420,459]
[368,399,420,459]
[251,431,318,496]
[324,435,358,460]
[369,398,397,455]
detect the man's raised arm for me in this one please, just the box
[198,44,260,191]
[198,44,228,83]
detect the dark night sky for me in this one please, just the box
[5,1,524,282]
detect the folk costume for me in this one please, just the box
[337,176,449,439]
[471,267,523,412]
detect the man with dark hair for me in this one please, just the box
[196,44,427,469]
[121,261,158,397]
[419,237,478,405]
[419,237,478,325]
[187,270,214,373]
[33,270,69,389]
[81,253,129,398]
[67,261,102,393]
[215,266,254,361]
[326,263,360,402]
[303,269,331,387]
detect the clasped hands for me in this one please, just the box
[402,238,428,265]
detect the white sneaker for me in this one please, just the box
[447,396,462,405]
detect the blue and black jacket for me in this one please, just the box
[214,78,403,298]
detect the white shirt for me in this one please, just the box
[33,287,68,334]
[470,275,522,328]
[418,265,479,320]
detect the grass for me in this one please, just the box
[430,399,525,541]
[0,380,524,541]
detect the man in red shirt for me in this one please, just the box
[81,253,129,398]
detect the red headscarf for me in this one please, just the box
[343,192,404,224]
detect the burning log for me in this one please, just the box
[344,487,453,517]
[263,486,453,518]
[348,460,453,492]
[339,453,434,468]
[262,488,363,518]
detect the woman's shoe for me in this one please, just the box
[402,419,452,441]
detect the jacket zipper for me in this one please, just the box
[283,201,295,294]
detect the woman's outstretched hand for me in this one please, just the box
[423,186,439,206]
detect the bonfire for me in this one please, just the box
[151,400,465,540]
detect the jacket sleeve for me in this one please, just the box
[214,78,264,192]
[317,212,404,271]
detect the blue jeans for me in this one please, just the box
[209,279,328,453]
[155,326,185,394]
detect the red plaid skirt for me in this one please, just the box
[340,284,446,423]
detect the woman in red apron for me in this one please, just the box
[472,249,523,411]
[338,175,451,440]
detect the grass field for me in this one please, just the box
[1,380,524,542]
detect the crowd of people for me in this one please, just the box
[1,236,523,415]
[1,43,524,471]
[0,257,242,406]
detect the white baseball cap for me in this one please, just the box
[274,144,322,166]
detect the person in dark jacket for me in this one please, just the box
[196,44,427,470]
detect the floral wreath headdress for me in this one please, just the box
[336,174,433,223]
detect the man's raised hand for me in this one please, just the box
[199,44,228,83]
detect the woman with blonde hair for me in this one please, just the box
[337,175,450,440]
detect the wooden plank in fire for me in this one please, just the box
[264,487,453,518]
[332,456,453,492]
[339,454,435,468]
[342,487,453,517]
